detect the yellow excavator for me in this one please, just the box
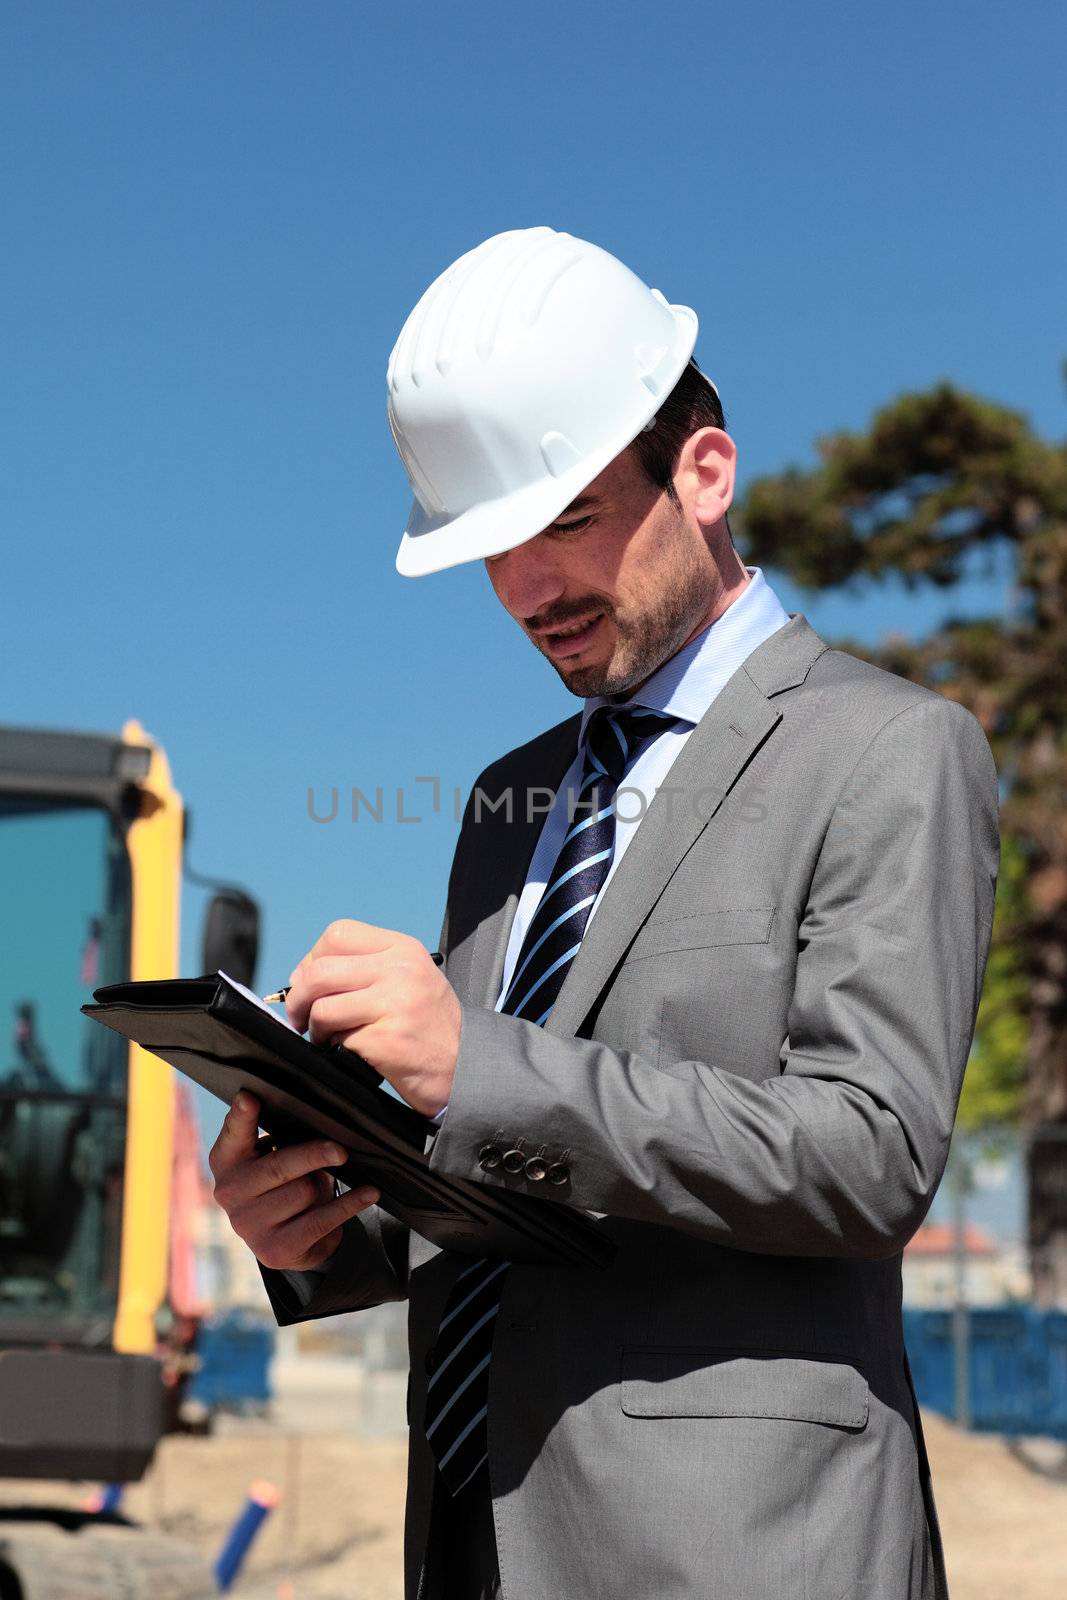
[0,721,259,1599]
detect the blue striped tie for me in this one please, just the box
[423,703,679,1495]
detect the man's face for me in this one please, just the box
[484,439,732,697]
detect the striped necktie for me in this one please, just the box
[423,702,679,1495]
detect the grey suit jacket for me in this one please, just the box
[263,614,1000,1600]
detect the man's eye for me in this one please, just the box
[552,516,593,536]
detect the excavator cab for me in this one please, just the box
[0,724,258,1491]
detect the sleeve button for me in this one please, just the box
[478,1143,503,1171]
[547,1162,570,1186]
[524,1155,548,1182]
[502,1146,527,1175]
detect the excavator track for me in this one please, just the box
[0,1517,215,1600]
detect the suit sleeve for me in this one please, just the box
[428,697,1001,1260]
[258,1197,411,1326]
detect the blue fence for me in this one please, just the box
[904,1307,1067,1438]
[186,1311,275,1412]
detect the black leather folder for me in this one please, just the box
[82,974,612,1270]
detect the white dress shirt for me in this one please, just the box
[494,564,791,1010]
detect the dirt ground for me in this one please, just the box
[3,1358,1064,1599]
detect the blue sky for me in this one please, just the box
[3,1,1064,1144]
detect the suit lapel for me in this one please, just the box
[543,668,780,1037]
[466,613,829,1033]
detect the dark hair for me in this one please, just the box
[630,359,732,537]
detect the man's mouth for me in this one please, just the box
[535,613,605,659]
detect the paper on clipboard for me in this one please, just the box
[219,970,299,1032]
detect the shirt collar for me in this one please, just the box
[578,566,791,744]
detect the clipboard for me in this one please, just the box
[82,973,613,1270]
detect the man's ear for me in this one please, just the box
[676,427,737,525]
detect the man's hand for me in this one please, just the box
[284,920,461,1117]
[208,1090,380,1272]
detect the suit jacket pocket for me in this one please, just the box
[621,906,776,964]
[619,1347,869,1430]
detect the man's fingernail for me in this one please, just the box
[324,1145,346,1165]
[354,1187,379,1205]
[233,1091,248,1113]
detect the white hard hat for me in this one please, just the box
[388,227,699,577]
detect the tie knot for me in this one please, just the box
[583,704,678,789]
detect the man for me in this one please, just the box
[210,227,1000,1599]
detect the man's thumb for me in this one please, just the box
[217,1089,261,1155]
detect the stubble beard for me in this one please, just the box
[552,533,716,699]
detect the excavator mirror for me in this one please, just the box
[200,890,260,989]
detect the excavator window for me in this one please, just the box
[0,796,131,1342]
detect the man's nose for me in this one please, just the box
[491,539,566,621]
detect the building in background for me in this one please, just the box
[903,1221,1030,1308]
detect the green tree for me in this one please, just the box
[737,383,1067,1300]
[959,832,1028,1130]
